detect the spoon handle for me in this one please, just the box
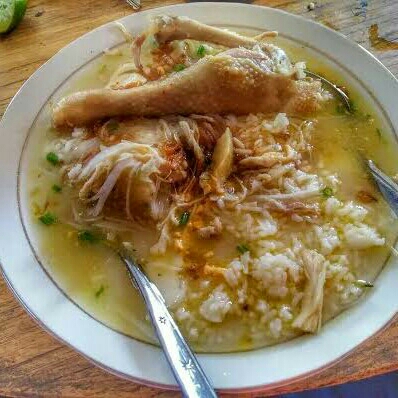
[119,253,217,398]
[367,159,398,217]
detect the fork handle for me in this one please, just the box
[120,254,218,398]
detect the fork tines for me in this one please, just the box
[126,0,141,10]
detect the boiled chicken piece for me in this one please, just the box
[53,48,322,127]
[200,128,233,193]
[144,16,289,73]
[292,249,326,333]
[133,16,290,78]
[148,15,264,49]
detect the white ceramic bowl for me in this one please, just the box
[1,3,398,393]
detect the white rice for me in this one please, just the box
[169,112,388,349]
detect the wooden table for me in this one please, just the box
[1,0,398,396]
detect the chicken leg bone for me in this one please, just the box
[53,48,322,127]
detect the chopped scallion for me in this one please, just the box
[78,230,100,243]
[52,184,62,193]
[179,211,190,226]
[173,64,186,72]
[236,244,250,254]
[95,285,105,298]
[197,44,206,57]
[39,212,57,225]
[46,152,59,166]
[321,186,333,198]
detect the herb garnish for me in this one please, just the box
[52,184,62,193]
[179,211,190,226]
[237,244,250,254]
[197,44,206,57]
[321,186,333,198]
[39,212,57,225]
[95,285,105,298]
[78,230,100,243]
[46,152,59,166]
[173,64,186,72]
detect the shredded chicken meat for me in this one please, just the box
[292,250,326,333]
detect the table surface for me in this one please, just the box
[1,0,398,396]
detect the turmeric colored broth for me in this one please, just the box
[25,35,398,352]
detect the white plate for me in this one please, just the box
[1,2,398,393]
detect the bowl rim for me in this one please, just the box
[1,2,398,393]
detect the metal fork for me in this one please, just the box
[306,73,398,212]
[126,0,141,10]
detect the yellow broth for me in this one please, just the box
[25,37,398,352]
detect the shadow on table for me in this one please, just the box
[282,371,398,398]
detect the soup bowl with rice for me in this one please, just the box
[2,3,398,392]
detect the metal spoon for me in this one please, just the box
[303,73,397,211]
[119,249,217,398]
[366,159,398,217]
[305,70,352,113]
